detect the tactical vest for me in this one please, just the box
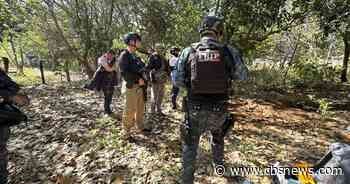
[187,42,229,95]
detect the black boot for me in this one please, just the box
[172,100,177,110]
[171,86,179,110]
[103,88,114,115]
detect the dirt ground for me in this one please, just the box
[7,81,350,184]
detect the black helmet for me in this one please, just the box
[123,32,141,45]
[198,16,224,35]
[170,47,180,56]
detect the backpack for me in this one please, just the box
[149,54,168,83]
[187,42,229,94]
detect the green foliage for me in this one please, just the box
[95,116,131,153]
[294,0,350,82]
[167,0,203,47]
[249,65,285,89]
[291,59,341,83]
[96,116,115,126]
[318,98,334,120]
[9,67,57,86]
[0,0,347,83]
[313,0,349,36]
[222,0,307,56]
[249,58,342,90]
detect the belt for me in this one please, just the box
[186,101,227,112]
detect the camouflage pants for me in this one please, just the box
[150,82,165,113]
[181,107,229,184]
[0,125,10,184]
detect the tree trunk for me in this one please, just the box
[49,49,59,70]
[9,34,20,74]
[2,57,9,73]
[39,59,46,84]
[341,34,349,83]
[64,60,71,83]
[326,33,336,64]
[52,53,59,70]
[214,0,221,15]
[46,1,95,78]
[19,42,25,74]
[0,45,14,64]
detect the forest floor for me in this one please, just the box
[7,80,350,184]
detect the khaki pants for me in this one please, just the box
[122,85,145,134]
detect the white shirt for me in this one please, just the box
[169,56,179,67]
[98,54,118,71]
[98,54,109,65]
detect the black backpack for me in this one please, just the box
[187,42,229,94]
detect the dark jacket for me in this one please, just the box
[146,53,170,76]
[0,69,27,127]
[118,50,146,88]
[0,69,19,98]
[84,55,118,91]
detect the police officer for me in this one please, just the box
[119,32,149,140]
[175,16,248,184]
[0,68,29,184]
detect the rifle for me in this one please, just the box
[0,102,28,126]
[139,68,148,102]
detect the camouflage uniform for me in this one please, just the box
[0,126,10,184]
[175,16,248,184]
[181,106,227,183]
